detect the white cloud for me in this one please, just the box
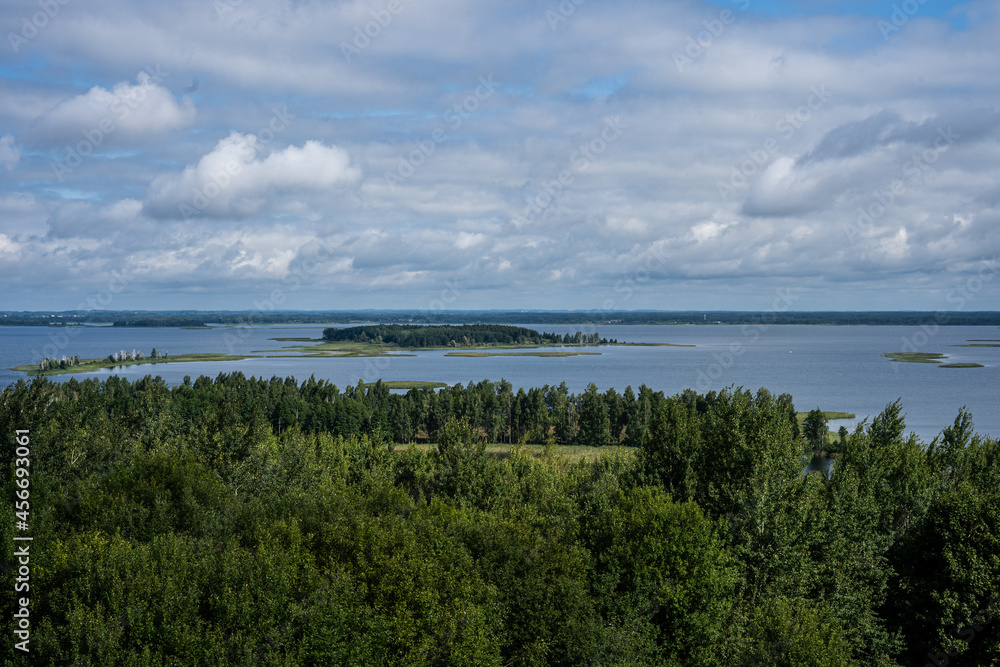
[104,198,143,222]
[742,157,819,218]
[0,233,22,254]
[454,232,486,249]
[878,227,911,262]
[691,221,729,243]
[31,71,195,147]
[144,133,361,219]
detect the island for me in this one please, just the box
[882,352,984,368]
[255,324,695,358]
[12,349,250,376]
[321,324,614,347]
[11,324,696,377]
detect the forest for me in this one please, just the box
[321,324,609,348]
[1,373,998,666]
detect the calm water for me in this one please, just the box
[2,324,998,441]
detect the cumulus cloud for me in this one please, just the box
[0,134,19,170]
[144,132,361,219]
[30,71,195,147]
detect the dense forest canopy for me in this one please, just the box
[321,324,608,347]
[2,374,998,665]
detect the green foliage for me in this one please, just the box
[432,417,493,504]
[887,483,1000,665]
[576,382,611,448]
[584,486,738,666]
[2,376,998,666]
[321,323,606,347]
[737,598,855,667]
[803,408,829,453]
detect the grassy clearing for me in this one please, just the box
[380,381,448,390]
[939,363,985,368]
[12,353,251,376]
[392,443,636,463]
[883,352,948,363]
[796,411,856,423]
[444,351,602,358]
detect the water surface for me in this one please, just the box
[2,323,997,441]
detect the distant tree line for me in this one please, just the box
[1,374,997,665]
[112,317,207,327]
[5,310,1000,326]
[165,373,794,447]
[322,324,610,347]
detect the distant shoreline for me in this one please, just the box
[3,310,1000,328]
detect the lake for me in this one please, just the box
[2,323,998,441]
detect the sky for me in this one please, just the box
[1,0,998,313]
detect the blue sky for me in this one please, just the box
[0,0,998,312]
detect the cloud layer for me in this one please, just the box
[0,0,997,310]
